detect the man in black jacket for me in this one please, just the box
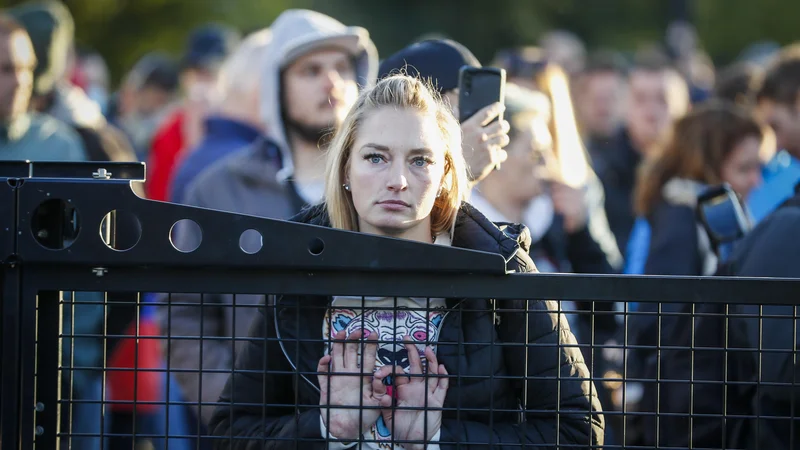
[718,185,800,448]
[653,185,800,449]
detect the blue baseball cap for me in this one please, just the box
[181,24,241,72]
[378,39,481,93]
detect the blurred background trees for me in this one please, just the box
[2,0,797,85]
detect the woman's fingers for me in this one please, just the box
[485,133,510,149]
[436,364,449,400]
[362,334,379,382]
[477,102,506,127]
[389,365,409,387]
[404,336,423,378]
[424,346,438,374]
[317,354,331,378]
[330,329,346,370]
[496,148,509,164]
[425,347,440,393]
[372,366,389,395]
[343,328,363,370]
[373,365,397,408]
[317,355,331,404]
[482,119,511,140]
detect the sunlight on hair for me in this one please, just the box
[759,125,777,162]
[546,66,589,188]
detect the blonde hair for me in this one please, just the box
[324,74,468,235]
[535,64,590,188]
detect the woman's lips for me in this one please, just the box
[377,200,410,211]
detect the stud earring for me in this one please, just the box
[437,186,444,198]
[343,184,351,191]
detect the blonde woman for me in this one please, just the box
[209,75,603,449]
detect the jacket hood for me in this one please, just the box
[662,178,706,208]
[260,9,378,183]
[291,202,536,273]
[48,83,107,130]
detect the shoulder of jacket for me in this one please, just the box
[457,203,536,273]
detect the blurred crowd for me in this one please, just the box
[2,1,800,449]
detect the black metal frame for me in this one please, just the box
[2,161,799,449]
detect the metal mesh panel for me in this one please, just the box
[36,289,800,449]
[1,163,797,450]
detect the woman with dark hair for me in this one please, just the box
[627,101,764,448]
[635,101,763,276]
[209,75,603,449]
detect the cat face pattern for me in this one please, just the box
[322,301,446,448]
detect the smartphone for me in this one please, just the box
[696,184,752,249]
[458,66,506,123]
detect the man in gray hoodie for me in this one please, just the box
[181,9,377,218]
[162,9,378,426]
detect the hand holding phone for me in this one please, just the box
[458,66,510,182]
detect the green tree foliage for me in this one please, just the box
[694,0,800,63]
[3,0,292,82]
[1,0,798,84]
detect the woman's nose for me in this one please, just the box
[386,163,408,191]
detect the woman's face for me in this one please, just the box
[721,135,763,200]
[347,106,447,239]
[495,115,552,203]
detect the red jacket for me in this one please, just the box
[146,110,185,201]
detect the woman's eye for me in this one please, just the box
[412,157,431,167]
[365,153,385,164]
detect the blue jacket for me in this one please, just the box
[747,150,800,223]
[169,116,262,203]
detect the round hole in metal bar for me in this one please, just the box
[31,198,81,250]
[169,219,202,253]
[308,237,325,256]
[239,229,263,254]
[99,210,142,252]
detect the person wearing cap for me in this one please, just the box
[7,0,137,164]
[378,39,510,185]
[160,9,377,426]
[109,52,181,159]
[169,28,271,204]
[145,23,240,201]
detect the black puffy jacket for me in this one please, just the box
[208,203,604,449]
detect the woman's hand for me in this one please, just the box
[550,181,589,234]
[373,337,449,450]
[461,103,510,184]
[317,329,382,441]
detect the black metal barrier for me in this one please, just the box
[1,162,799,449]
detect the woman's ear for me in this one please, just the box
[342,159,351,187]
